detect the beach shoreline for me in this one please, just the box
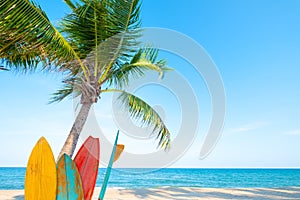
[1,187,300,200]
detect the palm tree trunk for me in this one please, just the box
[57,102,93,160]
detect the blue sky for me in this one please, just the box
[1,0,300,167]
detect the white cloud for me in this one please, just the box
[286,129,300,135]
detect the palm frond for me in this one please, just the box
[60,0,141,57]
[117,91,171,149]
[0,27,45,71]
[0,0,83,72]
[59,0,141,81]
[97,0,142,81]
[50,88,74,104]
[49,82,75,104]
[106,47,171,88]
[63,0,78,11]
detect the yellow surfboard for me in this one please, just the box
[25,137,57,200]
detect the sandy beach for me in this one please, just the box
[1,187,300,200]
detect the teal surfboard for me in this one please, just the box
[99,130,120,200]
[56,154,84,200]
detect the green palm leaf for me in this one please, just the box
[117,91,171,149]
[106,47,170,88]
[49,86,74,104]
[97,0,142,82]
[60,0,141,77]
[49,79,79,103]
[0,0,86,73]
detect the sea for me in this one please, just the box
[1,168,300,190]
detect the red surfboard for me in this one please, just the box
[74,136,100,200]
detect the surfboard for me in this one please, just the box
[25,137,57,200]
[74,136,100,200]
[99,130,121,200]
[56,154,84,200]
[114,144,125,162]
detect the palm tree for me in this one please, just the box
[0,0,171,158]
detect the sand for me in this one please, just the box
[1,187,300,199]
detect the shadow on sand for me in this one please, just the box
[13,195,24,200]
[7,187,300,200]
[121,187,300,200]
